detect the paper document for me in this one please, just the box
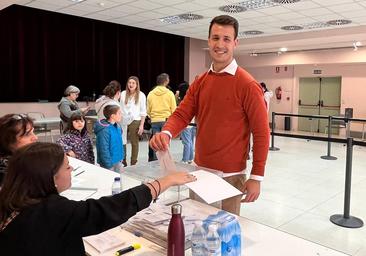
[84,230,126,253]
[185,170,242,204]
[156,150,177,173]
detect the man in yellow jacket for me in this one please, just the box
[147,73,176,161]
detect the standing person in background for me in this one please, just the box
[260,82,273,112]
[147,73,176,161]
[120,76,147,166]
[150,15,270,215]
[58,85,90,133]
[56,113,95,164]
[94,105,123,172]
[95,81,121,120]
[0,142,196,256]
[176,81,196,164]
[0,114,38,186]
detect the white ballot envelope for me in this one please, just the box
[185,170,243,204]
[156,150,177,173]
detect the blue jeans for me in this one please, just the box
[150,122,165,161]
[180,126,196,162]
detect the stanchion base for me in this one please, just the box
[320,155,337,160]
[330,214,364,228]
[269,147,280,151]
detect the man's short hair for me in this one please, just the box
[103,104,120,120]
[209,15,239,39]
[156,73,169,85]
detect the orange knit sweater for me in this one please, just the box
[163,67,270,176]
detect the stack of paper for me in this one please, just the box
[122,199,212,250]
[84,230,125,253]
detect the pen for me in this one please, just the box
[115,243,141,255]
[74,170,85,177]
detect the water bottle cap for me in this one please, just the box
[171,204,182,214]
[114,177,120,181]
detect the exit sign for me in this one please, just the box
[313,69,322,74]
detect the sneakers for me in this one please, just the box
[131,160,138,166]
[122,159,127,167]
[181,160,193,164]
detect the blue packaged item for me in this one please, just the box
[203,210,241,256]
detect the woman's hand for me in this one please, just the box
[162,172,197,186]
[67,150,76,158]
[137,125,144,136]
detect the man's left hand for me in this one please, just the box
[240,179,260,203]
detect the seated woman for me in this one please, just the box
[0,114,38,185]
[58,85,90,133]
[0,142,196,256]
[56,113,95,164]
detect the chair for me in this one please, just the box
[27,112,54,142]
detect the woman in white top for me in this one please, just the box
[120,76,147,166]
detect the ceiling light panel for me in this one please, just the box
[219,5,247,13]
[327,19,352,25]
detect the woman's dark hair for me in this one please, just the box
[0,142,65,226]
[103,81,121,98]
[103,105,120,120]
[209,15,239,39]
[0,114,34,155]
[66,113,87,134]
[260,82,268,92]
[177,81,189,101]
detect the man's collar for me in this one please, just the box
[209,59,238,76]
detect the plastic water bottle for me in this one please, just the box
[191,221,206,256]
[206,223,221,256]
[167,204,185,256]
[111,177,122,195]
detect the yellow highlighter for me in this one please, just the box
[115,243,141,255]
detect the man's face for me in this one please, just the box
[208,23,238,72]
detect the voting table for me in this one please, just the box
[63,158,348,256]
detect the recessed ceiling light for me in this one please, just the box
[354,41,362,47]
[238,0,276,10]
[239,30,264,37]
[69,0,86,3]
[302,22,329,30]
[219,5,247,13]
[279,47,288,52]
[178,13,204,21]
[326,19,352,26]
[98,2,105,7]
[281,25,303,31]
[271,0,301,4]
[160,13,203,24]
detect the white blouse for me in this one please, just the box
[119,91,147,121]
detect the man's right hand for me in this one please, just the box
[150,132,170,151]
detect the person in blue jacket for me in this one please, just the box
[94,105,124,172]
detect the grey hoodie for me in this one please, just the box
[94,96,119,120]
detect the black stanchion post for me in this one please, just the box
[321,115,337,160]
[330,137,363,228]
[269,112,280,151]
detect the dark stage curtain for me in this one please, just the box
[0,5,185,102]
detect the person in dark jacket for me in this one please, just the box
[0,142,196,256]
[0,114,38,186]
[56,113,95,164]
[94,105,124,172]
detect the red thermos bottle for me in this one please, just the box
[167,204,185,256]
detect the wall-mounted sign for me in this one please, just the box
[313,69,322,74]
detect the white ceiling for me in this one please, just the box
[2,0,366,55]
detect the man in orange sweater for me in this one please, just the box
[150,15,270,215]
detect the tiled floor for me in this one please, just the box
[41,132,366,255]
